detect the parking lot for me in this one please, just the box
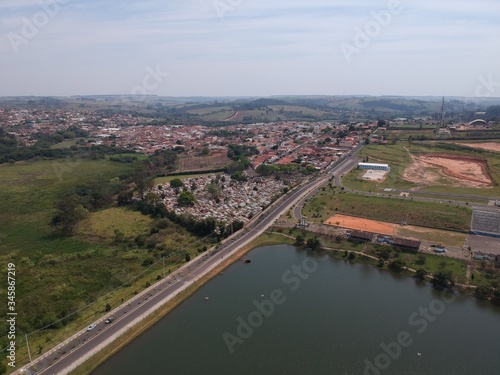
[466,234,500,256]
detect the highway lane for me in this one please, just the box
[293,155,360,222]
[19,151,364,375]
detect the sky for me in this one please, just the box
[0,0,499,97]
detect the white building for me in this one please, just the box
[358,163,390,171]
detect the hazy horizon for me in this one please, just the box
[1,0,499,98]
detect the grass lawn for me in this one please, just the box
[398,251,467,283]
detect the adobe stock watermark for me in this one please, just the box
[363,288,456,375]
[212,0,244,19]
[126,64,169,101]
[7,0,71,54]
[475,74,500,98]
[340,0,403,64]
[222,256,320,353]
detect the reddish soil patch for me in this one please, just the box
[325,214,397,235]
[403,153,493,189]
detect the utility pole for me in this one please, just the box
[440,97,445,128]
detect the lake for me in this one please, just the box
[93,245,500,375]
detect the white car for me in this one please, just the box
[87,323,96,331]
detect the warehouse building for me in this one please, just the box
[358,162,390,171]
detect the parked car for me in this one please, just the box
[87,323,96,331]
[104,316,115,324]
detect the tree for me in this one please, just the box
[347,252,356,260]
[105,303,111,312]
[432,270,454,288]
[185,253,191,262]
[206,183,221,199]
[306,237,321,251]
[177,191,197,206]
[295,234,305,246]
[0,361,6,375]
[474,286,493,300]
[170,178,183,189]
[230,170,247,182]
[131,170,153,200]
[389,259,407,272]
[414,269,428,281]
[416,254,426,265]
[51,194,87,236]
[117,190,133,206]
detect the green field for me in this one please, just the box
[304,189,472,232]
[0,159,209,369]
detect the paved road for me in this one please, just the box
[17,148,364,375]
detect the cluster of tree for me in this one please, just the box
[51,193,88,236]
[255,163,300,176]
[74,177,127,211]
[164,210,243,239]
[227,156,251,171]
[431,269,454,289]
[474,285,500,305]
[32,126,90,147]
[0,139,134,164]
[109,155,139,163]
[227,144,259,161]
[51,176,128,235]
[294,234,322,251]
[388,259,407,273]
[144,149,178,175]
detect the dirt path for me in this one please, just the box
[223,111,240,121]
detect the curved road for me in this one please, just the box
[17,147,363,375]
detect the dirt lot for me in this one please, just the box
[402,153,493,189]
[325,214,399,236]
[460,142,500,153]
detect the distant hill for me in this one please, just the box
[2,95,500,125]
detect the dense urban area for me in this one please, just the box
[1,95,500,375]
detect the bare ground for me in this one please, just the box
[402,153,493,189]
